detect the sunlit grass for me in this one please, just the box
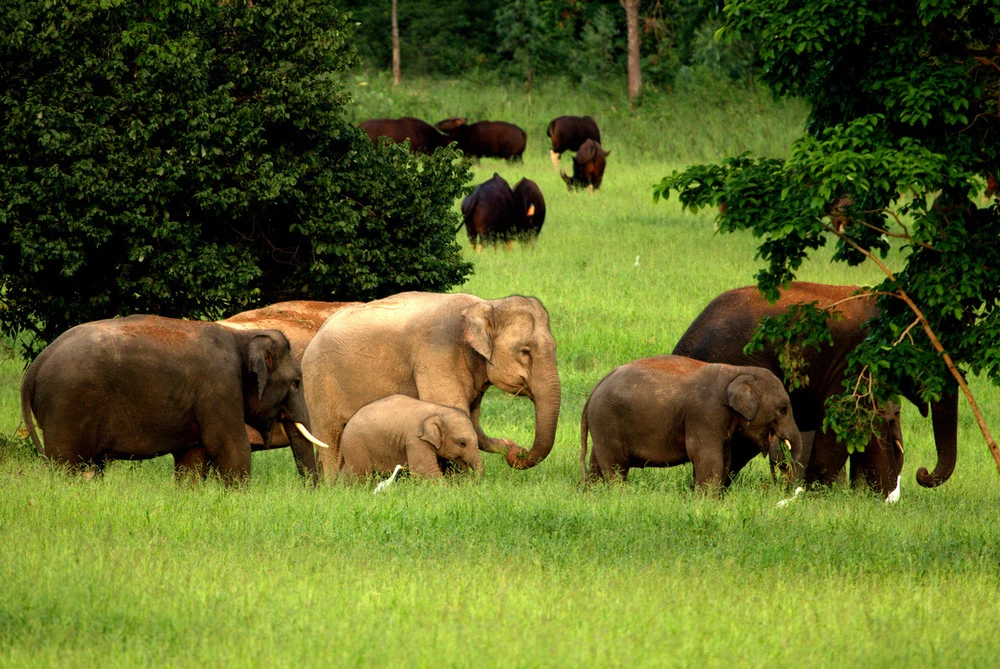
[2,76,999,667]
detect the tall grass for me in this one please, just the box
[3,76,999,667]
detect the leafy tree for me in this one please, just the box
[496,0,546,90]
[655,0,1000,475]
[0,0,472,356]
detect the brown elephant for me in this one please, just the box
[581,355,804,490]
[301,292,561,479]
[20,315,317,484]
[191,300,360,480]
[340,395,483,480]
[672,283,955,497]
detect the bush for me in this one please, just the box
[0,0,472,356]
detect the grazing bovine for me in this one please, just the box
[435,118,527,161]
[511,178,546,240]
[561,139,610,191]
[547,115,601,169]
[460,173,517,251]
[358,117,449,154]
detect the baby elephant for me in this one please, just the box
[581,355,804,490]
[340,395,484,480]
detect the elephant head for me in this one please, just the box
[238,330,321,479]
[725,370,805,480]
[417,409,483,478]
[461,296,562,470]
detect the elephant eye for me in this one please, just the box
[291,378,302,391]
[520,346,531,358]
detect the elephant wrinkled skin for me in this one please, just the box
[340,395,483,480]
[301,292,561,480]
[20,315,313,484]
[672,283,953,497]
[581,355,804,490]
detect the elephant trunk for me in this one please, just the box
[916,391,958,487]
[506,370,561,470]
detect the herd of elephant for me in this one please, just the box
[363,115,611,249]
[19,283,957,499]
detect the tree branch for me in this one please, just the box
[819,221,1000,475]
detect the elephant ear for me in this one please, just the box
[248,334,276,400]
[725,374,760,421]
[417,415,443,450]
[462,301,495,362]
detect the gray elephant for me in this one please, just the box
[215,299,360,477]
[301,292,561,480]
[340,395,483,480]
[20,315,325,484]
[580,355,804,490]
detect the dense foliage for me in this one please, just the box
[336,0,754,90]
[655,0,1000,449]
[0,0,472,355]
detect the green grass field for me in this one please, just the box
[3,76,999,667]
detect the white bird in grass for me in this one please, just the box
[885,475,901,503]
[776,486,805,508]
[374,464,405,494]
[634,255,640,267]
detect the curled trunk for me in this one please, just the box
[505,370,561,470]
[916,391,958,487]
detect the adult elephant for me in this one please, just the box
[20,315,324,484]
[212,300,360,478]
[672,283,957,496]
[301,292,561,479]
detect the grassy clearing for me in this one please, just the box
[3,77,999,667]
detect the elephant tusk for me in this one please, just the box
[294,422,331,449]
[783,439,791,450]
[894,439,904,454]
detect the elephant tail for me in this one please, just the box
[580,393,591,484]
[19,359,45,456]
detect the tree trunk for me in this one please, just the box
[622,0,641,104]
[391,0,401,86]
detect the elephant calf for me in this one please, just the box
[340,395,484,480]
[581,355,804,490]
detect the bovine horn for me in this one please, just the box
[294,422,331,449]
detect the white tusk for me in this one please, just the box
[294,422,330,449]
[374,464,405,494]
[894,439,904,454]
[783,439,791,450]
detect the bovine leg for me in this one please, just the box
[549,150,561,171]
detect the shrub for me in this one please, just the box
[0,0,472,355]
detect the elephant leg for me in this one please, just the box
[173,447,209,482]
[405,440,445,479]
[725,441,759,488]
[687,441,726,493]
[850,440,903,499]
[803,429,850,487]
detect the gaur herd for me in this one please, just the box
[17,112,960,502]
[362,114,607,248]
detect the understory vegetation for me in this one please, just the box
[2,77,999,666]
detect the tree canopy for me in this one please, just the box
[655,0,1000,459]
[0,0,472,355]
